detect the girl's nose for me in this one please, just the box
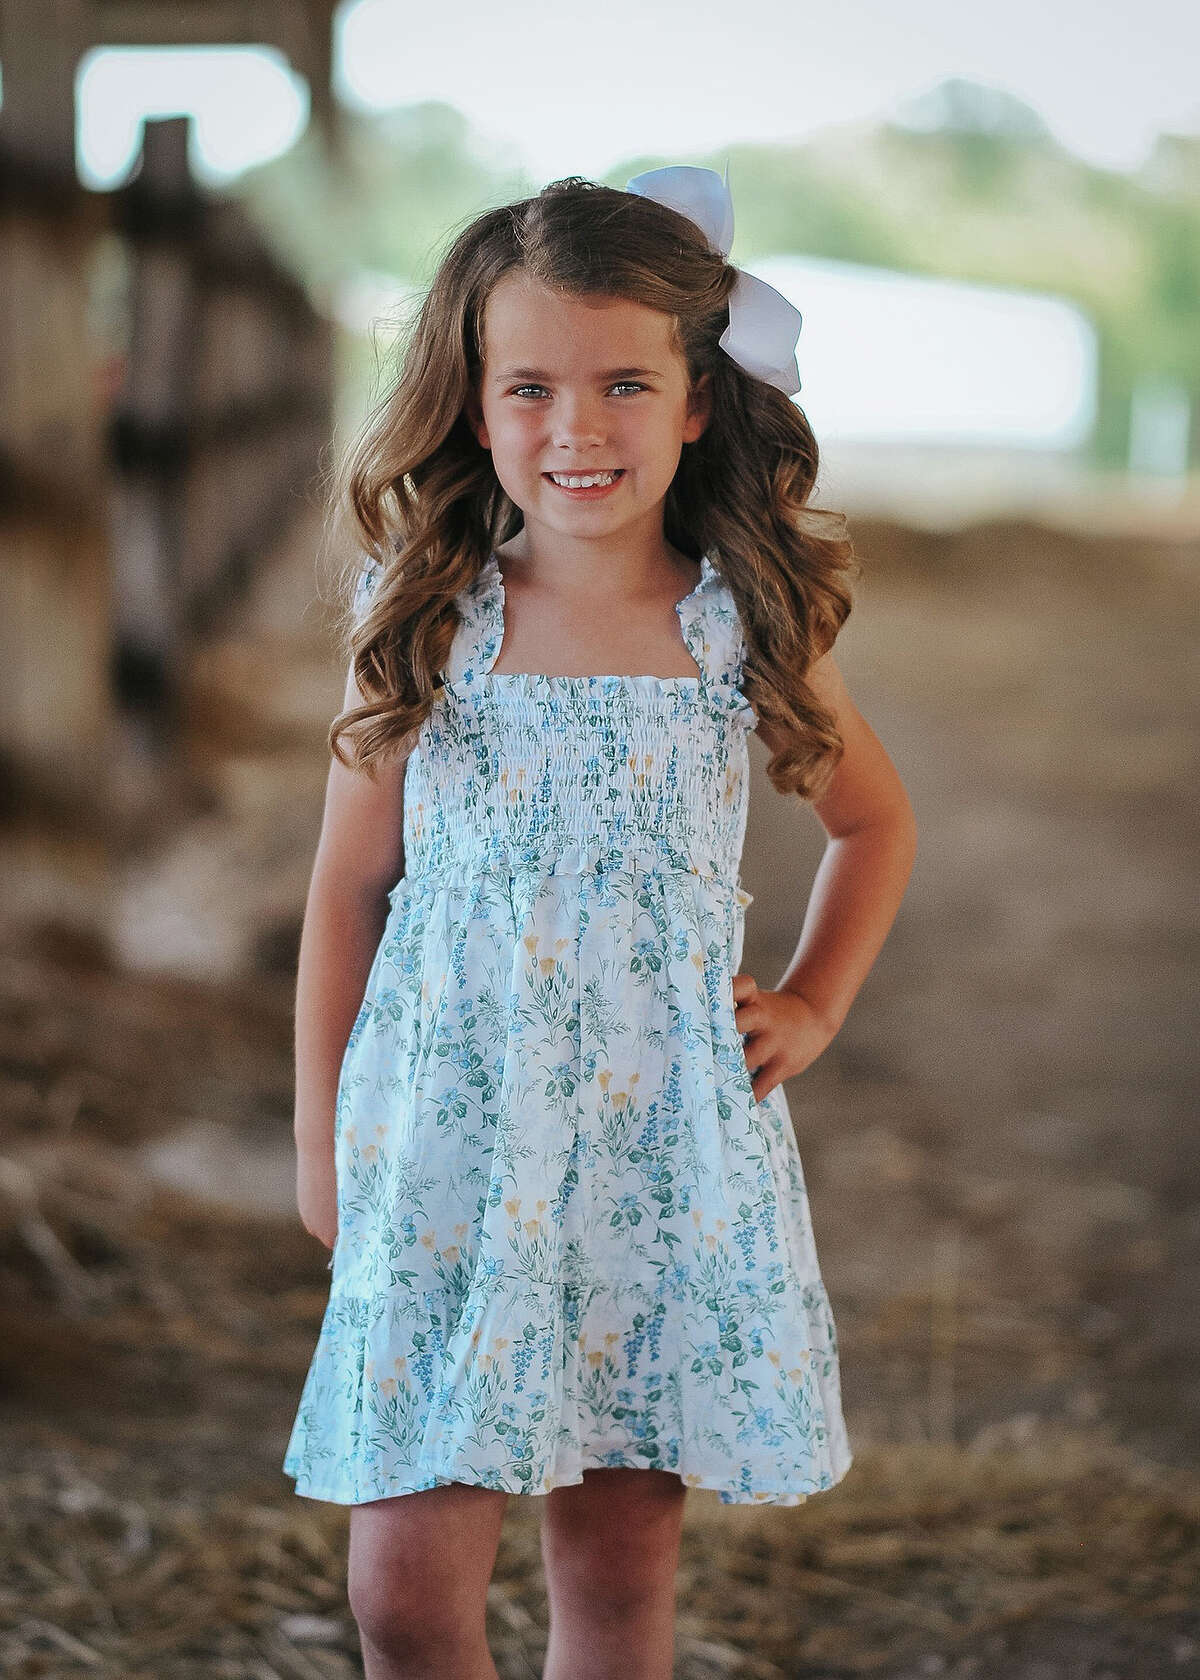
[552,395,607,449]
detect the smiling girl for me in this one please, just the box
[284,166,917,1680]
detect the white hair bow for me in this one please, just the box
[624,162,803,397]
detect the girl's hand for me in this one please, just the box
[732,973,836,1103]
[296,1145,338,1252]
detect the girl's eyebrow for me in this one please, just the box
[494,366,664,382]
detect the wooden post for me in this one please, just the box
[107,116,201,796]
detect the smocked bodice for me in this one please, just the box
[355,551,758,887]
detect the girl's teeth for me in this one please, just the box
[550,471,619,488]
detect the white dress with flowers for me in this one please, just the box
[283,550,853,1505]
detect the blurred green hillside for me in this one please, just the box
[233,76,1200,467]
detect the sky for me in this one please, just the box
[66,0,1200,191]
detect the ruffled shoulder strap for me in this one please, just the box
[441,555,501,686]
[677,553,758,729]
[350,552,383,624]
[349,551,498,685]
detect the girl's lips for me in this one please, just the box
[543,469,625,499]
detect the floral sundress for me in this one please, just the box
[283,550,853,1505]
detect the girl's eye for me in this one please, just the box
[509,383,647,399]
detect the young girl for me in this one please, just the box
[284,164,917,1680]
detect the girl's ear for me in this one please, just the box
[683,372,713,443]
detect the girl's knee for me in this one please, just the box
[346,1485,504,1660]
[349,1600,431,1666]
[347,1559,465,1660]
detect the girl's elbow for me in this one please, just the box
[895,796,919,862]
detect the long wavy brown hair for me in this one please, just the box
[324,173,860,802]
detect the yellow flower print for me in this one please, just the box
[691,1209,704,1226]
[421,1231,437,1249]
[535,1200,547,1216]
[363,1144,377,1161]
[393,1356,407,1374]
[539,957,556,975]
[379,1377,397,1398]
[588,1351,604,1367]
[523,936,539,956]
[522,1219,540,1237]
[598,1070,612,1091]
[442,1245,460,1262]
[767,1350,781,1367]
[454,1222,468,1240]
[504,1198,521,1216]
[706,1234,717,1249]
[715,1218,726,1233]
[614,1091,627,1106]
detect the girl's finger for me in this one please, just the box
[736,1002,766,1034]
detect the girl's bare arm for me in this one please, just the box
[757,649,918,1034]
[294,662,410,1161]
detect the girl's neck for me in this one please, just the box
[495,537,700,608]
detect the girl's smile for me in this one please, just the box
[543,468,626,498]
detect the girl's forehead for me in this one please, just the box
[481,271,679,365]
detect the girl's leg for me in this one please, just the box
[348,1481,509,1680]
[539,1468,688,1680]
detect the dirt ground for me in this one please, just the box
[1,507,1197,1678]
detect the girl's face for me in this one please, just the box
[465,270,711,555]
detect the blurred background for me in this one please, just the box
[1,2,1197,1676]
